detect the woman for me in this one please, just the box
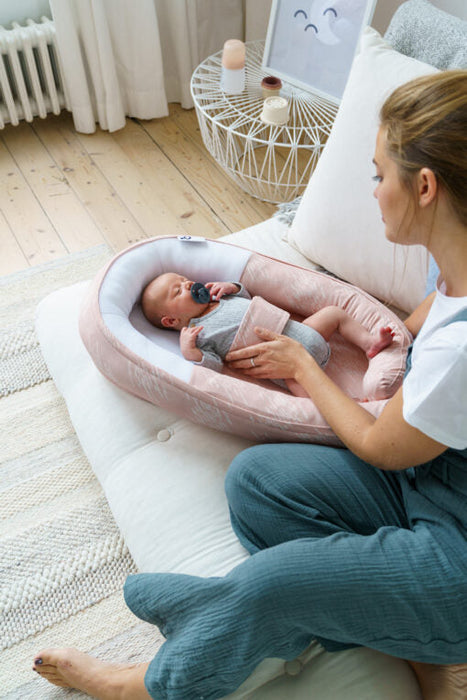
[33,71,467,700]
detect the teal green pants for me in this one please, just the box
[124,443,467,700]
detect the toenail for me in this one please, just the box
[34,658,43,665]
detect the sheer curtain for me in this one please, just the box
[50,0,253,134]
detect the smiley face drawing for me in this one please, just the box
[293,2,341,45]
[291,0,368,45]
[266,0,371,100]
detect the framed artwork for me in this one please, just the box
[262,0,377,103]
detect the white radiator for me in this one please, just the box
[0,17,67,128]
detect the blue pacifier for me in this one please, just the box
[191,282,211,304]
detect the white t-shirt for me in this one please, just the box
[402,280,467,450]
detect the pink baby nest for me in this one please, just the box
[79,236,411,444]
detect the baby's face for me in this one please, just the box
[151,273,206,323]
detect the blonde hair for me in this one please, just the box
[379,71,467,225]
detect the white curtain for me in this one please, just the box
[50,0,253,134]
[154,0,244,107]
[50,0,168,132]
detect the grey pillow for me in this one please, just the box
[384,0,467,69]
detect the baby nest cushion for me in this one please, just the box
[79,236,411,444]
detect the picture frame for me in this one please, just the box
[262,0,377,104]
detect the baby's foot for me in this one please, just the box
[366,326,395,358]
[32,648,150,699]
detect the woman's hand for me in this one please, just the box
[226,327,315,380]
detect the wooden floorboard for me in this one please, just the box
[0,132,67,267]
[0,106,277,275]
[139,104,276,232]
[109,118,229,239]
[32,114,147,252]
[0,208,26,275]
[3,121,105,253]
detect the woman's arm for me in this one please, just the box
[226,327,447,470]
[404,291,436,338]
[294,355,446,470]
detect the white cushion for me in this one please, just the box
[286,27,438,313]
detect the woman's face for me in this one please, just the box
[373,128,416,245]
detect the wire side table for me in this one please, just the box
[190,41,338,204]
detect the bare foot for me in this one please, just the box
[33,648,151,700]
[366,326,395,358]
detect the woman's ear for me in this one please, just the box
[417,167,438,208]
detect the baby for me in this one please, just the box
[141,272,394,395]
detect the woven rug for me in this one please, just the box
[0,247,164,699]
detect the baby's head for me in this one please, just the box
[141,272,209,330]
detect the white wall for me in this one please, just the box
[246,0,466,41]
[0,0,50,27]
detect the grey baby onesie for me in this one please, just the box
[189,286,330,379]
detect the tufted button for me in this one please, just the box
[156,429,171,442]
[284,659,303,676]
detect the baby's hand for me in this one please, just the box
[180,326,203,362]
[206,281,240,300]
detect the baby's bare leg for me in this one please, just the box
[302,306,345,342]
[33,649,151,700]
[303,306,394,358]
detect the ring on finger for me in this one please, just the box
[250,357,256,367]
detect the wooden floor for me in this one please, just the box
[0,104,276,276]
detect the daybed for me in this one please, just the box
[35,3,467,698]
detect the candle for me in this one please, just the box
[221,39,245,95]
[260,96,289,126]
[261,76,282,99]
